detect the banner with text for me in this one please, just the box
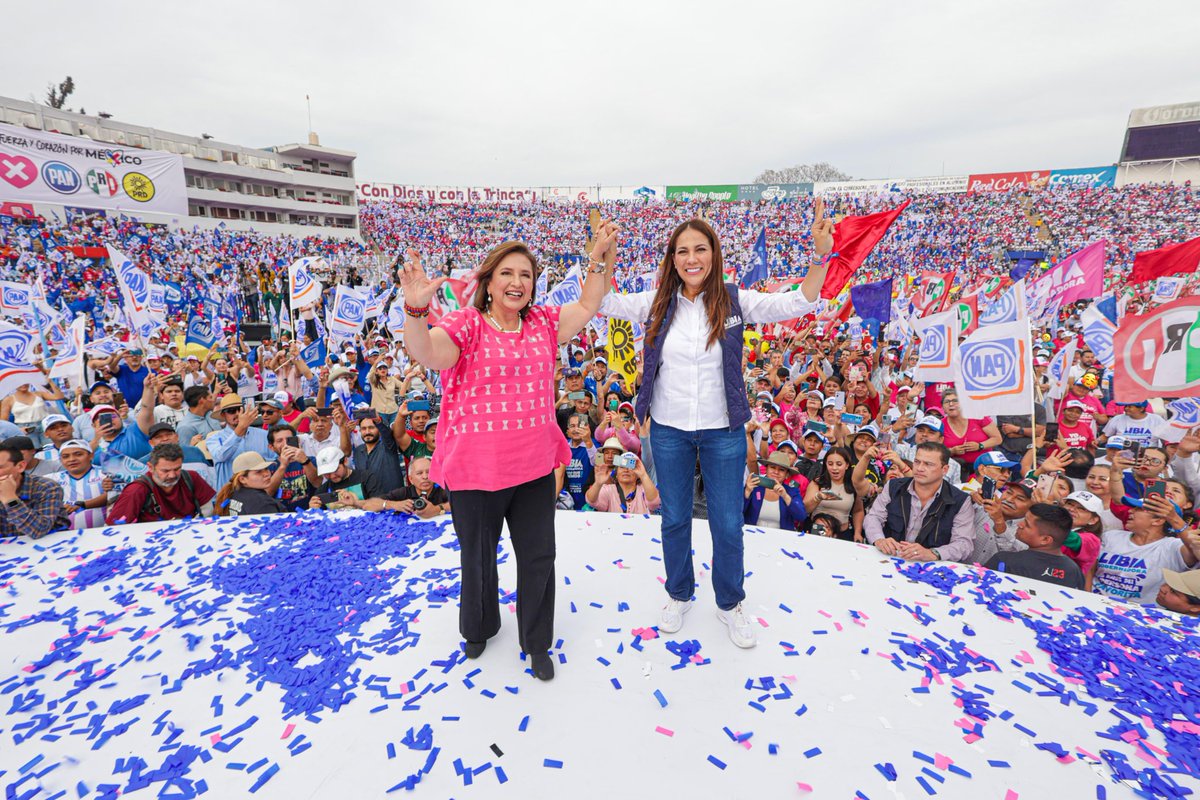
[0,123,187,215]
[664,185,739,201]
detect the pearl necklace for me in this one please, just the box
[486,307,522,334]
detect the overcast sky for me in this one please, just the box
[4,1,1194,187]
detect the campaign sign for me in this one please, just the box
[960,336,1027,399]
[919,324,950,369]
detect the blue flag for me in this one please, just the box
[301,339,327,370]
[185,312,218,349]
[740,228,769,288]
[849,277,893,324]
[1095,294,1118,325]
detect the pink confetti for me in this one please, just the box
[963,734,981,744]
[281,723,295,739]
[934,753,952,770]
[210,734,222,744]
[655,726,674,737]
[796,782,813,793]
[817,610,833,618]
[757,617,769,628]
[1005,791,1019,800]
[1169,721,1200,734]
[1120,730,1141,743]
[1016,650,1033,664]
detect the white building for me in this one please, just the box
[0,95,360,237]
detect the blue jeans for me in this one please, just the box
[650,419,748,611]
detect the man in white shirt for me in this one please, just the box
[300,408,342,461]
[153,377,189,429]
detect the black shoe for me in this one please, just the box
[531,653,555,681]
[464,640,487,659]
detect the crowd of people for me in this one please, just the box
[1,182,1199,637]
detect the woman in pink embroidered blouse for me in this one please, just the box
[398,224,618,681]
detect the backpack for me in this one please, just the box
[135,471,197,521]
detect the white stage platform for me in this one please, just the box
[1,510,1198,799]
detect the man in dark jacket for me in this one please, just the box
[862,442,976,562]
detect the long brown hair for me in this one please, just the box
[472,241,540,320]
[213,473,249,517]
[645,219,731,350]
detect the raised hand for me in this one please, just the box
[589,220,620,268]
[396,248,447,309]
[811,197,834,257]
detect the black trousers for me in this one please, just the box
[448,472,556,655]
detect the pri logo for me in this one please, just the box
[956,302,977,334]
[86,169,120,197]
[961,338,1023,395]
[919,325,949,367]
[40,161,81,195]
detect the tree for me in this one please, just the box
[45,76,75,110]
[753,162,853,184]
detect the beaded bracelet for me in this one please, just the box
[404,303,430,318]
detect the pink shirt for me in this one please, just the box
[943,416,993,466]
[431,306,571,491]
[591,482,661,514]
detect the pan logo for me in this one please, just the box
[41,161,81,194]
[961,339,1020,393]
[919,325,948,365]
[981,290,1015,324]
[1084,319,1114,364]
[336,298,364,325]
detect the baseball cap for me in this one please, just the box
[232,451,273,475]
[41,414,72,432]
[259,399,284,411]
[915,415,943,432]
[593,356,607,365]
[855,424,880,440]
[1065,399,1088,410]
[424,416,439,429]
[768,417,789,430]
[315,446,345,476]
[1125,495,1184,515]
[88,380,112,393]
[1162,568,1200,600]
[802,430,828,444]
[807,390,824,400]
[128,348,144,356]
[1033,356,1049,367]
[365,348,380,357]
[58,439,93,454]
[1065,491,1104,515]
[976,451,1020,469]
[1105,435,1127,450]
[776,439,798,452]
[273,391,293,406]
[89,404,117,419]
[1119,400,1149,407]
[563,367,582,377]
[147,422,176,439]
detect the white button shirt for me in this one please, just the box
[599,287,823,431]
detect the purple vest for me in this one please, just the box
[636,283,749,432]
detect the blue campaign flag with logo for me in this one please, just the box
[185,311,218,349]
[739,228,769,289]
[849,277,893,324]
[301,339,327,370]
[1080,304,1116,367]
[1095,293,1118,325]
[163,281,185,314]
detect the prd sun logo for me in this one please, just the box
[608,319,637,379]
[122,172,156,203]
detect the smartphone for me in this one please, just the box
[805,420,829,434]
[1147,479,1168,498]
[568,391,586,402]
[757,476,777,489]
[353,408,375,421]
[96,412,117,428]
[832,391,846,409]
[608,398,619,412]
[409,399,430,412]
[1036,473,1057,496]
[112,392,126,408]
[1128,442,1144,462]
[877,430,893,447]
[981,476,996,500]
[841,412,864,426]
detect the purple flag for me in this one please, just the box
[1033,240,1106,306]
[850,277,893,324]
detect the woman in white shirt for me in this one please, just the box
[599,205,833,648]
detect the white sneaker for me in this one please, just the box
[716,603,758,648]
[658,598,692,634]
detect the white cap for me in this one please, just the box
[59,439,93,454]
[316,445,345,476]
[41,414,72,432]
[1065,491,1104,515]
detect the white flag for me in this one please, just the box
[330,284,369,338]
[913,309,959,383]
[107,245,158,340]
[288,257,324,308]
[0,320,48,396]
[953,319,1033,418]
[1046,338,1077,401]
[49,315,86,386]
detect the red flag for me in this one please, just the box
[950,295,979,336]
[914,270,955,316]
[820,200,911,299]
[1130,234,1200,284]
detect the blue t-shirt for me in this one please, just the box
[107,423,151,460]
[565,444,594,510]
[114,363,150,407]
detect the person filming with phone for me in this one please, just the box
[743,451,807,531]
[585,443,659,514]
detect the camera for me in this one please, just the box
[412,497,428,511]
[613,453,637,470]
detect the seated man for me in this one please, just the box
[346,457,450,519]
[0,440,70,538]
[146,423,213,486]
[984,503,1085,589]
[308,446,367,509]
[106,443,216,525]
